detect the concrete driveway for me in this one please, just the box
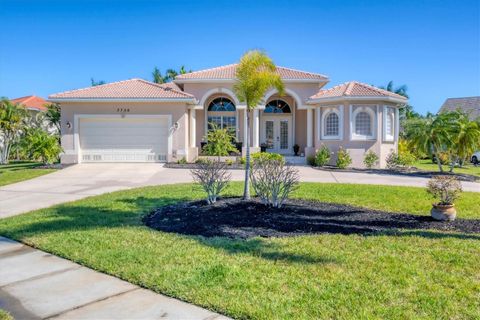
[0,163,478,218]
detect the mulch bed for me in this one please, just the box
[143,197,480,239]
[312,166,479,182]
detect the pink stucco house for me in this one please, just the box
[49,64,407,168]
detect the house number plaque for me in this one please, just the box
[116,108,130,112]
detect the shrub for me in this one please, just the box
[202,126,238,157]
[21,128,62,164]
[242,152,284,166]
[177,157,187,164]
[426,176,462,205]
[363,150,379,169]
[314,145,330,167]
[306,155,316,166]
[190,159,231,204]
[225,159,234,166]
[386,151,401,169]
[336,147,352,169]
[250,156,299,208]
[398,139,417,167]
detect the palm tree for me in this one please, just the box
[449,111,480,170]
[379,80,409,98]
[405,113,456,172]
[179,65,191,74]
[90,78,106,86]
[233,50,285,200]
[0,99,27,164]
[152,67,164,84]
[165,69,178,82]
[44,103,61,133]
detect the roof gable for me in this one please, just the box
[439,97,480,120]
[174,64,328,82]
[308,81,408,102]
[11,95,48,111]
[49,79,195,101]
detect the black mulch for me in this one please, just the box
[143,197,480,239]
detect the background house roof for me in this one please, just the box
[49,79,195,100]
[439,96,480,120]
[308,81,408,101]
[11,95,48,111]
[175,64,329,81]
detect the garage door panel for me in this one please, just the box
[79,117,169,163]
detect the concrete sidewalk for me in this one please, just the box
[0,237,229,320]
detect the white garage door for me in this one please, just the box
[79,117,169,162]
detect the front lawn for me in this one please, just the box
[0,161,57,186]
[0,183,479,319]
[414,159,480,178]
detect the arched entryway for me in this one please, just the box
[260,98,293,154]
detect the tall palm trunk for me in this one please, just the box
[243,109,251,200]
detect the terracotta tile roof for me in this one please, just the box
[439,96,480,120]
[49,79,195,100]
[11,95,48,111]
[309,81,408,101]
[175,63,328,81]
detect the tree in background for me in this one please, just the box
[21,127,62,164]
[152,66,192,83]
[405,112,456,172]
[91,78,106,86]
[447,111,480,170]
[233,50,284,200]
[379,81,409,98]
[44,103,61,133]
[0,99,27,164]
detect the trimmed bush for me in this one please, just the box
[336,147,352,169]
[190,159,231,204]
[315,145,330,167]
[306,155,316,166]
[363,150,379,169]
[386,151,401,169]
[202,127,238,157]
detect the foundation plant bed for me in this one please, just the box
[311,165,479,182]
[1,183,480,319]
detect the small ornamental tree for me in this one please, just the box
[363,150,379,169]
[22,128,62,164]
[250,155,299,208]
[190,159,231,204]
[427,176,462,205]
[336,147,352,169]
[314,145,330,167]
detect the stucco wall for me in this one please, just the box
[60,101,189,163]
[312,101,400,168]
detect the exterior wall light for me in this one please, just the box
[66,121,72,129]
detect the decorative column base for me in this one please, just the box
[187,147,199,163]
[242,147,261,158]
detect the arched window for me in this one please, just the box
[325,112,339,136]
[355,111,372,136]
[208,97,236,112]
[264,100,291,113]
[207,97,236,135]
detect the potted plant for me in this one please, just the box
[293,144,300,156]
[260,143,268,153]
[426,176,462,221]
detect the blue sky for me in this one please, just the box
[0,0,479,115]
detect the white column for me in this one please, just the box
[253,109,259,148]
[243,109,248,146]
[395,107,400,142]
[307,108,313,148]
[189,109,196,148]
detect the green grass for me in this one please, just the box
[0,309,13,320]
[414,159,480,178]
[0,161,56,186]
[0,183,479,319]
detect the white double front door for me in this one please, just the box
[260,116,292,154]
